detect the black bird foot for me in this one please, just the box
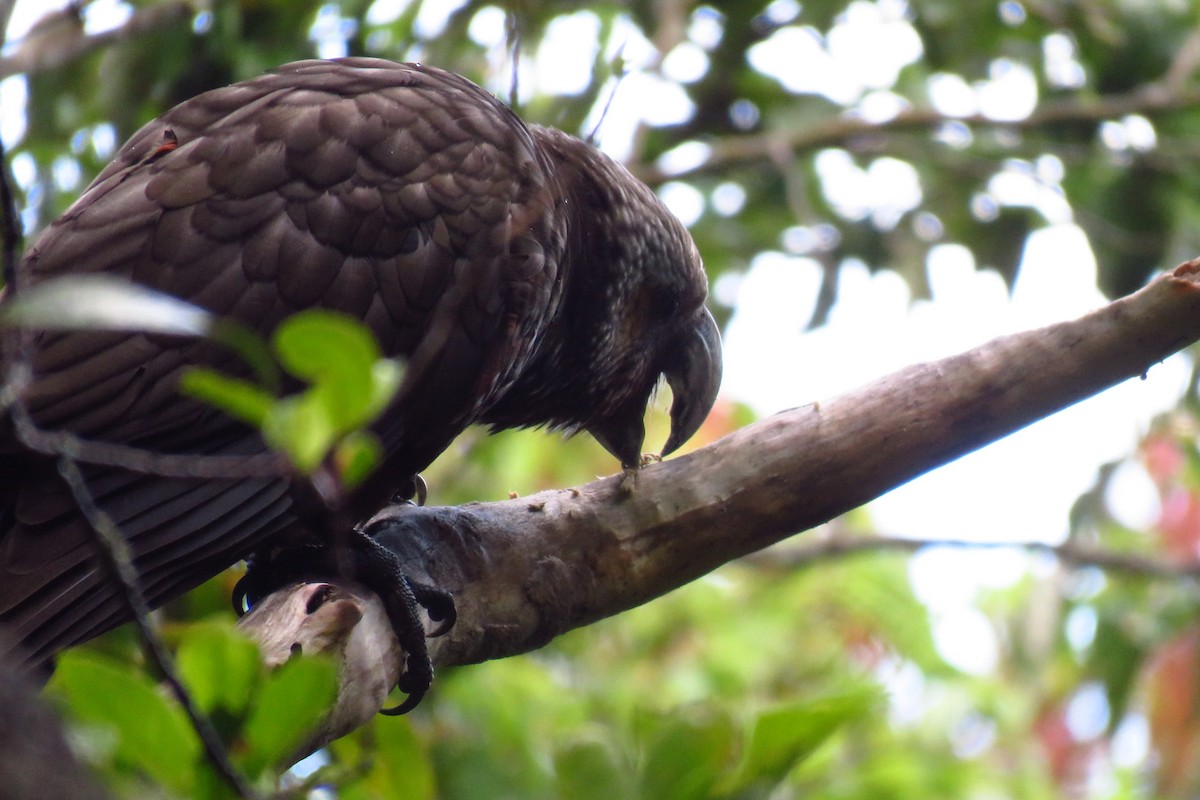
[234,525,455,714]
[378,572,455,715]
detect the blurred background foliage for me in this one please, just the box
[7,0,1200,797]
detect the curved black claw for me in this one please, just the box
[232,572,255,617]
[373,566,436,715]
[390,474,428,507]
[407,579,456,637]
[232,546,326,616]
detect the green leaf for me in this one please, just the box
[333,717,436,800]
[1088,614,1148,726]
[176,622,264,717]
[239,653,338,776]
[271,311,385,431]
[720,687,879,794]
[640,714,735,800]
[334,430,383,488]
[366,358,405,420]
[262,392,334,472]
[251,311,404,475]
[553,738,631,800]
[182,311,403,478]
[0,275,212,336]
[179,370,276,428]
[50,650,201,795]
[208,319,282,392]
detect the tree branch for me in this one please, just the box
[245,259,1200,705]
[742,529,1200,580]
[631,83,1200,183]
[238,582,401,759]
[0,1,192,81]
[238,262,1200,758]
[349,259,1200,668]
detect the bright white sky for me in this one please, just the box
[6,0,1176,760]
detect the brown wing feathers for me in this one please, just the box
[1,60,564,665]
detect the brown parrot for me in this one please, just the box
[0,58,721,706]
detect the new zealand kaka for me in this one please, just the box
[0,59,722,697]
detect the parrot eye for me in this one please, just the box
[649,286,681,321]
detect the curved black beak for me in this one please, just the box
[662,306,722,457]
[588,306,723,468]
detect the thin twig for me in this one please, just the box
[0,112,258,799]
[0,0,18,50]
[275,760,371,799]
[506,11,521,112]
[56,456,262,800]
[0,1,192,80]
[0,138,17,291]
[587,46,627,146]
[742,530,1200,580]
[5,389,289,478]
[1160,27,1200,93]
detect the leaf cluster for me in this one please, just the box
[49,624,336,798]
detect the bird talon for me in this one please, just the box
[379,690,425,716]
[380,654,428,715]
[391,474,428,507]
[233,546,324,616]
[406,577,457,635]
[231,573,255,617]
